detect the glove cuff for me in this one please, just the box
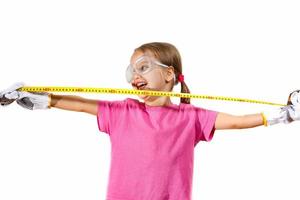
[48,93,52,109]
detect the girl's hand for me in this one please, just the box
[287,90,300,106]
[286,90,300,122]
[0,82,25,106]
[263,90,300,126]
[16,91,51,110]
[0,82,51,110]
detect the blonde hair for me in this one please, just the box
[134,42,191,104]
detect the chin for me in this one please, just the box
[138,94,149,100]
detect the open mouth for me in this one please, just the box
[133,82,148,90]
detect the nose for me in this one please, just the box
[132,72,143,82]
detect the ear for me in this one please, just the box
[165,66,175,83]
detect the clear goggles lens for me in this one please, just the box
[126,56,169,83]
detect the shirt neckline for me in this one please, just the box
[143,102,179,109]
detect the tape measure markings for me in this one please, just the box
[19,86,286,107]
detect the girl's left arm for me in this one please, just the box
[215,112,264,130]
[215,90,300,130]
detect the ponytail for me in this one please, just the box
[177,74,190,104]
[180,81,191,104]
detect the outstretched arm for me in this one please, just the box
[50,94,98,115]
[215,112,264,130]
[1,83,99,116]
[215,90,300,130]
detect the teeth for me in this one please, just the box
[137,82,146,87]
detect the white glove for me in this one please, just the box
[262,90,300,126]
[0,82,51,110]
[0,82,25,106]
[289,90,300,105]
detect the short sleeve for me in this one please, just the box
[97,99,126,135]
[195,107,218,144]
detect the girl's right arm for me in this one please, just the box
[50,94,99,116]
[1,83,98,115]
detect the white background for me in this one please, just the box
[0,0,299,199]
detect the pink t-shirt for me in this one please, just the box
[97,98,218,200]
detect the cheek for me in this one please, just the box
[144,71,165,86]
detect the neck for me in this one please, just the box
[144,96,173,107]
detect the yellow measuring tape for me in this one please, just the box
[19,86,286,107]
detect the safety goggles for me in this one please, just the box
[126,55,172,83]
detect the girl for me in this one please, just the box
[1,42,300,200]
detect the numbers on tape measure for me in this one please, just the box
[19,86,286,107]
